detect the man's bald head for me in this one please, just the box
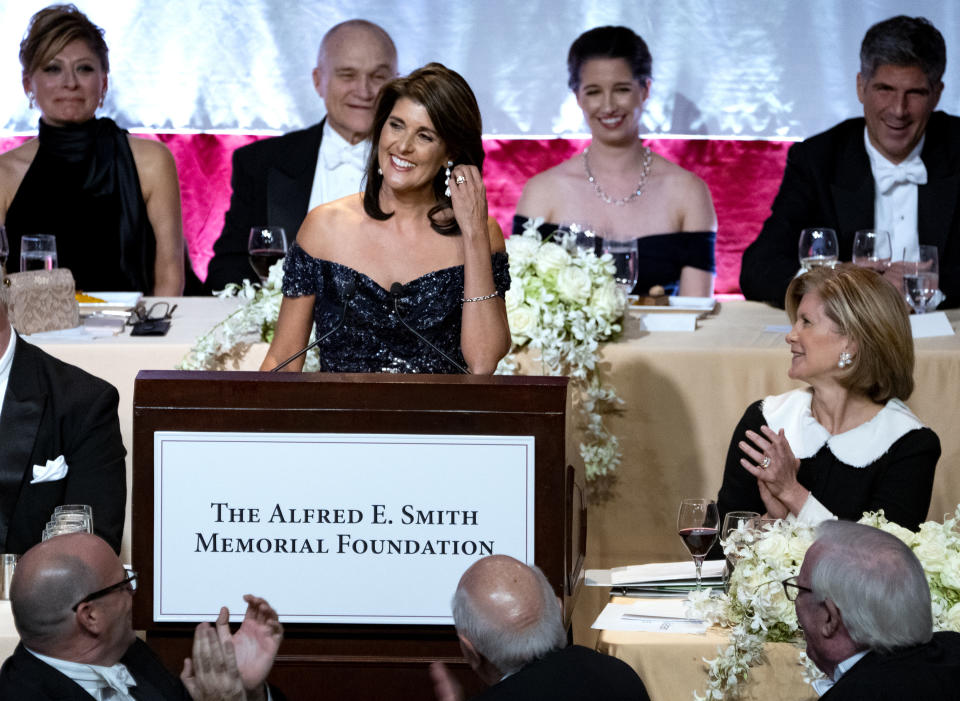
[10,533,131,661]
[452,555,566,678]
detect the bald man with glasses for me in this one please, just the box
[0,533,284,700]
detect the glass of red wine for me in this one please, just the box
[677,498,719,591]
[248,226,288,284]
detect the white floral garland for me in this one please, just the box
[176,260,320,372]
[688,509,960,700]
[497,218,624,480]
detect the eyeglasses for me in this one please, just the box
[126,302,177,326]
[781,576,814,602]
[72,569,138,611]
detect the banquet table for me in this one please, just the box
[597,598,817,701]
[25,298,960,646]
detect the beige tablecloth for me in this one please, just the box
[26,299,960,646]
[598,599,816,701]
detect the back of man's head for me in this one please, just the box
[10,534,113,654]
[452,555,567,677]
[810,520,932,653]
[860,15,946,87]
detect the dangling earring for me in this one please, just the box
[838,351,852,369]
[27,92,35,109]
[98,93,105,108]
[444,160,453,197]
[377,166,383,176]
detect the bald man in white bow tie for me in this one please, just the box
[741,15,960,309]
[206,19,398,291]
[0,533,283,700]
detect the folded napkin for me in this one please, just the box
[31,455,69,483]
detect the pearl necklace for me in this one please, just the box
[583,146,652,206]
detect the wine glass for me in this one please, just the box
[798,228,838,271]
[601,238,639,295]
[721,510,760,591]
[248,227,288,284]
[677,498,719,592]
[558,221,598,254]
[20,234,58,271]
[903,245,940,314]
[852,229,892,272]
[0,226,8,274]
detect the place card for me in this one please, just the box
[910,312,954,338]
[635,313,698,332]
[591,600,708,633]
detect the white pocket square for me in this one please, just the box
[31,455,69,484]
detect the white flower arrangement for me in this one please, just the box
[497,217,625,480]
[689,509,960,700]
[177,260,320,372]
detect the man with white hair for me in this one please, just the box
[788,520,960,698]
[206,19,398,290]
[431,555,649,700]
[0,284,125,554]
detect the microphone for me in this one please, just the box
[390,282,470,374]
[271,277,357,372]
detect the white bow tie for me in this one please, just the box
[874,157,927,194]
[95,662,137,699]
[323,142,367,171]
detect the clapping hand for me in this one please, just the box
[430,661,465,701]
[739,425,807,517]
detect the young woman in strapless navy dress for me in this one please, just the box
[515,26,716,297]
[261,63,510,374]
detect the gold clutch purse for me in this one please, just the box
[2,268,80,335]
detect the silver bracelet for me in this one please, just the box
[462,291,500,304]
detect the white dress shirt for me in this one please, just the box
[28,647,138,700]
[864,128,927,261]
[811,649,869,696]
[0,323,16,425]
[307,121,370,212]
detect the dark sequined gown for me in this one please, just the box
[281,242,510,373]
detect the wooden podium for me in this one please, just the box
[132,370,585,699]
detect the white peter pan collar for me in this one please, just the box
[761,389,925,468]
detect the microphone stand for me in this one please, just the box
[271,278,356,372]
[390,283,470,374]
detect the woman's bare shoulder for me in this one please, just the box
[650,154,716,230]
[516,156,583,217]
[0,139,38,214]
[297,193,366,258]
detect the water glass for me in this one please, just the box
[558,222,598,254]
[248,227,288,284]
[798,228,838,271]
[852,229,892,272]
[601,239,639,295]
[0,554,16,600]
[20,234,58,272]
[903,245,940,314]
[721,510,760,591]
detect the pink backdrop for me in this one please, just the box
[0,134,790,293]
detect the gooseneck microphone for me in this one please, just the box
[271,278,357,372]
[390,282,470,374]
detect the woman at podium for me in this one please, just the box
[260,63,510,374]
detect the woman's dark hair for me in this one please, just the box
[363,62,484,236]
[20,4,109,75]
[567,26,651,92]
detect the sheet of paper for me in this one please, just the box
[591,600,708,634]
[910,312,954,338]
[610,560,725,585]
[636,313,697,332]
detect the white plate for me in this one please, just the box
[627,295,716,314]
[78,291,142,314]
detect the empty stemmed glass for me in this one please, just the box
[677,498,719,591]
[248,227,288,284]
[852,229,892,272]
[721,510,759,591]
[903,245,940,314]
[798,228,838,271]
[601,239,639,296]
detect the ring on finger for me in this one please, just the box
[455,175,466,185]
[761,456,771,469]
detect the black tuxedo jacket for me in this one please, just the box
[0,336,125,554]
[0,640,189,700]
[741,111,960,307]
[471,645,650,701]
[205,121,324,291]
[820,631,960,700]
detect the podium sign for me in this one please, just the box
[154,430,535,624]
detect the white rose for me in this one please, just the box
[940,552,960,590]
[944,602,960,632]
[504,286,524,312]
[590,280,624,321]
[914,525,949,573]
[555,265,593,304]
[508,303,538,343]
[507,235,541,269]
[534,242,571,280]
[879,521,918,547]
